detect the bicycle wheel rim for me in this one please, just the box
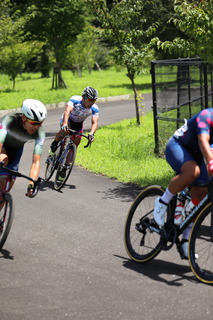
[0,193,14,250]
[189,203,213,284]
[54,144,76,191]
[124,185,164,263]
[44,156,56,182]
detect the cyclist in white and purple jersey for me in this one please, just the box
[48,86,99,180]
[49,86,99,155]
[153,108,213,258]
[0,99,47,198]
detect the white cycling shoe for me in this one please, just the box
[154,197,168,226]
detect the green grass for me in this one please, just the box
[76,113,174,188]
[0,67,152,110]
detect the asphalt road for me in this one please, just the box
[1,97,213,320]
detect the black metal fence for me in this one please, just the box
[151,58,213,155]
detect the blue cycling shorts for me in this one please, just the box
[0,145,24,180]
[165,136,209,184]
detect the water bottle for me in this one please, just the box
[174,198,185,225]
[174,188,191,225]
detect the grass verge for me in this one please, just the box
[76,112,173,188]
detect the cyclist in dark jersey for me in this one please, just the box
[153,108,213,258]
[0,99,47,198]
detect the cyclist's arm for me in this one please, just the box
[26,154,41,197]
[62,104,73,128]
[26,129,44,197]
[198,133,213,163]
[90,115,99,135]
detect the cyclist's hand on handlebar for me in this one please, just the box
[88,133,95,142]
[61,124,68,132]
[25,180,40,198]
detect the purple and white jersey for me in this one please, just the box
[67,95,99,123]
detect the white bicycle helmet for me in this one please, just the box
[82,86,98,100]
[22,99,47,122]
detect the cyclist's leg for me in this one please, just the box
[69,119,83,148]
[49,115,67,153]
[154,137,200,226]
[0,147,14,212]
[181,160,209,255]
[65,120,83,164]
[0,145,23,193]
[0,146,9,192]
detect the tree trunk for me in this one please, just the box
[52,63,67,89]
[40,45,50,78]
[129,75,140,125]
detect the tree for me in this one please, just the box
[65,27,112,76]
[154,0,213,63]
[24,0,86,88]
[87,0,157,125]
[0,0,43,88]
[0,42,42,89]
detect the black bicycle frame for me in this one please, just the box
[178,193,210,235]
[58,137,74,164]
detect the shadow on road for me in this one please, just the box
[39,180,76,192]
[115,255,198,286]
[0,248,14,260]
[98,183,144,202]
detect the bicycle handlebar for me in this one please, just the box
[0,161,42,190]
[66,129,92,148]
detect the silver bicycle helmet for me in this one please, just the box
[82,86,98,100]
[22,99,47,122]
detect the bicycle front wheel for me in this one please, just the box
[54,143,76,191]
[124,185,164,263]
[0,193,14,250]
[44,145,62,182]
[189,203,213,284]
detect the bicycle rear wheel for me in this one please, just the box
[54,143,76,191]
[0,193,14,250]
[124,185,164,263]
[189,203,213,284]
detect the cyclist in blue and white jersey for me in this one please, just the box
[48,86,99,180]
[153,108,213,258]
[0,99,47,198]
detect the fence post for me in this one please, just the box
[151,61,159,154]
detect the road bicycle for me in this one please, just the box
[124,181,213,285]
[44,129,91,191]
[0,162,41,251]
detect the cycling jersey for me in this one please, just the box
[0,113,45,175]
[67,95,99,123]
[166,108,213,184]
[173,108,213,151]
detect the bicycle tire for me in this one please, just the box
[189,203,213,284]
[124,185,165,263]
[54,143,76,191]
[44,145,62,182]
[0,193,14,250]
